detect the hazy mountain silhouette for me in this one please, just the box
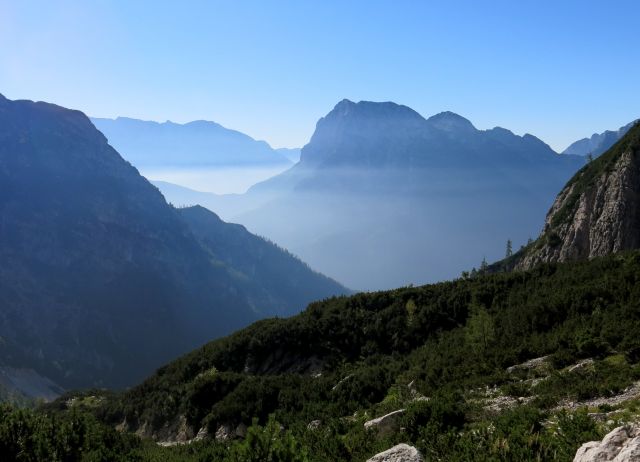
[562,119,638,157]
[0,95,347,396]
[275,147,301,163]
[91,117,292,168]
[189,100,586,290]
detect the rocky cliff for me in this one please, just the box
[515,122,640,270]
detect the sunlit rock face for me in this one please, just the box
[573,425,640,462]
[516,123,640,270]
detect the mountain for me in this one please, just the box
[152,181,224,209]
[7,101,640,459]
[513,122,640,270]
[275,147,301,163]
[150,181,257,219]
[56,249,640,460]
[191,99,585,290]
[0,95,347,396]
[562,119,638,157]
[178,205,348,316]
[91,117,292,168]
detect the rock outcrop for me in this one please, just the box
[516,122,640,270]
[574,425,640,461]
[366,443,423,462]
[215,424,234,441]
[134,415,195,444]
[364,409,405,436]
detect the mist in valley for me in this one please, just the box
[154,100,586,290]
[142,165,291,195]
[155,162,582,290]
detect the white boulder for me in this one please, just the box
[574,425,640,461]
[366,443,423,462]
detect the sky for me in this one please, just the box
[1,0,639,152]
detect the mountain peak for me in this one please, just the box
[563,119,639,157]
[426,111,476,133]
[522,133,554,150]
[299,100,427,166]
[333,98,356,110]
[326,99,425,122]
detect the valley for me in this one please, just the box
[2,3,640,459]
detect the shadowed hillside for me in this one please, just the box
[0,95,347,395]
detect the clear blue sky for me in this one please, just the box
[1,0,638,151]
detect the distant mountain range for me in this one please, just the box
[87,126,640,455]
[163,99,584,290]
[91,117,293,168]
[5,94,640,460]
[0,95,347,398]
[562,120,638,157]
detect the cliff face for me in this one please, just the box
[516,123,640,270]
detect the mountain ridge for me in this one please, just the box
[562,119,638,157]
[91,116,291,168]
[73,249,640,460]
[0,96,348,395]
[204,99,586,289]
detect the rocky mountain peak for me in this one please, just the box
[299,100,427,166]
[426,111,476,133]
[515,122,640,269]
[327,99,425,121]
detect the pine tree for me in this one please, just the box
[506,239,513,258]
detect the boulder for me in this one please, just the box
[574,425,640,461]
[615,438,640,461]
[307,420,322,430]
[506,356,549,373]
[568,358,594,372]
[366,443,423,462]
[364,409,405,436]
